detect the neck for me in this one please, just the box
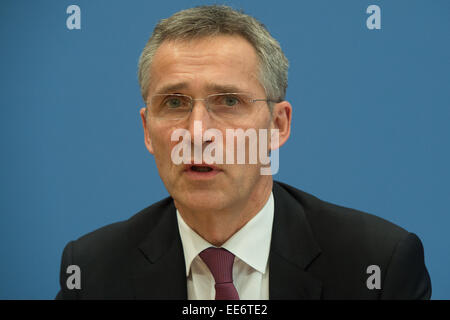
[175,177,273,246]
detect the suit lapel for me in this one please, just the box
[269,182,323,299]
[131,200,187,299]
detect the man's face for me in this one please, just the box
[140,35,278,212]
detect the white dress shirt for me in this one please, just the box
[176,192,274,300]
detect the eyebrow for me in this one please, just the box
[155,82,189,94]
[205,83,245,93]
[154,82,247,95]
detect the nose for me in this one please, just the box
[187,99,213,143]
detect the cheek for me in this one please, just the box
[148,124,178,160]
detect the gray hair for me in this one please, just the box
[137,5,289,106]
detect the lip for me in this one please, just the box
[183,163,223,180]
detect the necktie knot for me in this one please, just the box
[199,247,239,300]
[199,247,234,283]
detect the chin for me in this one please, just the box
[176,188,230,211]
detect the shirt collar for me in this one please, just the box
[176,210,212,276]
[176,192,274,276]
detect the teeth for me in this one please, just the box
[191,166,213,172]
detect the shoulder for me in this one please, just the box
[273,181,431,299]
[274,180,409,247]
[273,180,414,279]
[68,196,174,263]
[56,196,176,299]
[276,183,431,299]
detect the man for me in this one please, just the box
[56,5,431,299]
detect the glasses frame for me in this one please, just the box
[146,92,279,120]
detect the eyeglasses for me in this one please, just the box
[146,93,277,121]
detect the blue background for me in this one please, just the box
[1,0,449,299]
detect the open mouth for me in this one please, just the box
[190,165,213,172]
[184,164,221,179]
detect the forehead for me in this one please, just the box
[147,35,263,96]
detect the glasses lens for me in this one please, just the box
[150,94,191,119]
[207,93,253,118]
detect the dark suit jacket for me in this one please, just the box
[56,181,431,299]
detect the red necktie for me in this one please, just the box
[199,247,240,300]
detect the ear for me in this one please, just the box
[140,107,155,154]
[269,101,292,150]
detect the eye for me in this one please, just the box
[163,96,184,108]
[221,94,240,107]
